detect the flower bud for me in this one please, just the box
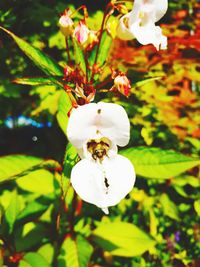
[111,74,131,97]
[74,21,90,46]
[59,10,74,37]
[74,21,98,50]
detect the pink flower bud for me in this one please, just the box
[74,21,90,45]
[74,21,98,50]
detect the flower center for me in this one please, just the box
[87,137,110,162]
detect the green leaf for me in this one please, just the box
[97,31,112,67]
[131,77,162,90]
[160,194,179,221]
[120,147,200,179]
[37,244,54,265]
[19,252,50,267]
[0,155,60,184]
[5,191,21,233]
[73,38,86,74]
[0,26,63,76]
[92,222,156,257]
[58,235,93,267]
[13,77,63,88]
[88,45,97,67]
[16,169,57,194]
[63,143,78,179]
[194,199,200,216]
[56,91,71,135]
[18,260,31,267]
[0,155,41,183]
[17,201,48,221]
[31,86,61,116]
[15,223,48,251]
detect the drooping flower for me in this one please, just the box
[67,102,135,214]
[59,10,74,37]
[116,0,168,50]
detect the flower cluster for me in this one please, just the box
[59,9,97,50]
[67,102,136,214]
[61,0,169,213]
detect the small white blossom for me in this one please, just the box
[67,102,135,214]
[117,0,168,50]
[59,10,74,37]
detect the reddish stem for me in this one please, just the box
[71,5,87,18]
[65,37,71,63]
[95,76,113,89]
[85,51,89,83]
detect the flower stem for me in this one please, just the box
[64,85,78,108]
[71,5,87,18]
[65,37,71,63]
[95,76,113,89]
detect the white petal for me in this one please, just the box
[71,158,109,208]
[67,102,130,149]
[117,0,168,48]
[67,103,98,149]
[130,0,168,23]
[101,155,135,207]
[96,102,130,147]
[153,0,168,22]
[101,207,109,214]
[130,22,167,50]
[116,13,135,40]
[70,155,135,210]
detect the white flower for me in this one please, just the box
[67,102,135,214]
[117,0,168,50]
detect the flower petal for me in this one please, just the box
[131,23,167,50]
[95,102,130,147]
[70,155,135,211]
[117,0,168,50]
[71,158,109,208]
[116,13,135,40]
[129,0,168,24]
[101,155,135,207]
[152,0,168,22]
[130,22,167,50]
[67,103,98,149]
[67,102,130,149]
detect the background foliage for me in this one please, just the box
[0,0,199,266]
